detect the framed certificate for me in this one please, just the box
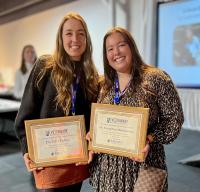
[89,103,149,161]
[25,115,88,168]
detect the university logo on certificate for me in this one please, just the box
[25,115,88,168]
[89,103,149,161]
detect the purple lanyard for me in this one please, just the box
[114,76,131,105]
[71,75,80,116]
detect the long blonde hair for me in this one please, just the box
[37,12,98,115]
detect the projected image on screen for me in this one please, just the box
[157,0,200,88]
[173,24,200,66]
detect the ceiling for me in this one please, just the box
[0,0,44,16]
[0,0,75,25]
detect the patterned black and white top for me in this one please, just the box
[89,67,184,192]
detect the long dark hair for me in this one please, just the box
[102,27,149,92]
[20,45,37,74]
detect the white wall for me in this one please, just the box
[0,0,158,86]
[0,0,112,85]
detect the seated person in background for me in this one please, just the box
[13,45,37,100]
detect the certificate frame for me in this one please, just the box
[89,103,149,161]
[25,115,88,168]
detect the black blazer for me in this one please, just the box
[15,55,91,154]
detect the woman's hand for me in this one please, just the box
[86,131,95,164]
[75,150,94,166]
[23,153,43,172]
[86,131,91,142]
[76,131,95,165]
[88,150,95,164]
[130,141,150,162]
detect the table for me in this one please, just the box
[0,98,21,135]
[0,88,15,100]
[0,98,20,113]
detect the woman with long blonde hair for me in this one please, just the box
[15,12,98,192]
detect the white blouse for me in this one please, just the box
[13,63,33,99]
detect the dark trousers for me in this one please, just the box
[38,182,82,192]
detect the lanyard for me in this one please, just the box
[114,76,131,105]
[71,75,80,116]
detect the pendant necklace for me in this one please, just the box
[71,74,80,115]
[114,76,131,105]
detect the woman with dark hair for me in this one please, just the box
[15,12,99,192]
[88,27,184,192]
[13,44,37,99]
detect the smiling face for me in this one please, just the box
[105,32,132,74]
[62,18,86,61]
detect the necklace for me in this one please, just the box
[114,76,131,105]
[71,75,80,115]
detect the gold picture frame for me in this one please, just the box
[25,115,88,168]
[89,103,149,161]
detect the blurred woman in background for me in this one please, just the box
[13,44,37,100]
